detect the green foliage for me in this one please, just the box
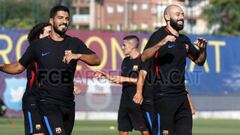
[203,0,240,35]
[0,0,72,29]
[5,18,33,29]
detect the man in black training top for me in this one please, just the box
[0,5,100,135]
[133,4,207,135]
[23,22,51,135]
[95,35,150,135]
[1,22,52,135]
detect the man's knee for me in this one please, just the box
[119,131,128,135]
[175,128,192,135]
[33,133,45,135]
[163,130,169,135]
[141,131,150,135]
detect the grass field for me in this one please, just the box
[0,118,240,135]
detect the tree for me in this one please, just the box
[0,0,67,29]
[202,0,240,35]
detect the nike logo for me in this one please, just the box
[41,52,50,57]
[30,103,36,107]
[168,45,175,48]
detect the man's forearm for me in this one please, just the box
[142,35,176,61]
[141,44,162,62]
[195,48,207,66]
[104,74,114,81]
[122,77,137,84]
[136,79,144,95]
[133,70,147,104]
[78,54,101,66]
[0,62,25,74]
[111,76,137,84]
[136,70,147,94]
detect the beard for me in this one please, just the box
[53,24,68,35]
[170,18,184,31]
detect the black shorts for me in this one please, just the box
[23,103,46,135]
[142,100,157,135]
[154,94,192,135]
[39,101,75,135]
[118,102,148,132]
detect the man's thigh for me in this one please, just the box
[62,105,75,135]
[155,96,179,135]
[39,102,65,135]
[118,106,133,131]
[23,108,46,135]
[175,96,192,135]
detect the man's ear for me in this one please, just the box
[165,14,170,22]
[49,18,53,25]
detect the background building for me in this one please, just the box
[72,0,208,34]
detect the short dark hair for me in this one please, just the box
[123,35,140,48]
[27,22,51,43]
[50,5,70,18]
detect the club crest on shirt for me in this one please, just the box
[132,65,139,71]
[35,124,41,130]
[55,127,62,134]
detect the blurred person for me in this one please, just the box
[0,22,52,135]
[95,35,150,135]
[23,22,51,135]
[0,5,100,135]
[133,4,207,135]
[0,98,7,117]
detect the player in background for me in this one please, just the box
[23,22,51,135]
[95,35,150,135]
[0,22,51,135]
[0,22,52,135]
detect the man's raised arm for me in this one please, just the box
[142,35,176,62]
[194,38,207,66]
[133,70,147,104]
[63,50,101,66]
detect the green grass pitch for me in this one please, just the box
[0,118,240,135]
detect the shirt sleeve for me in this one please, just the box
[19,44,36,68]
[140,58,153,72]
[75,39,96,54]
[120,58,127,76]
[144,28,168,51]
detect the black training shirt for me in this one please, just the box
[19,36,95,106]
[120,55,141,107]
[142,26,199,96]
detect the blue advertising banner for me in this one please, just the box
[0,29,240,114]
[186,35,240,95]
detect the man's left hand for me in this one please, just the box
[195,37,207,50]
[133,93,143,104]
[63,50,81,64]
